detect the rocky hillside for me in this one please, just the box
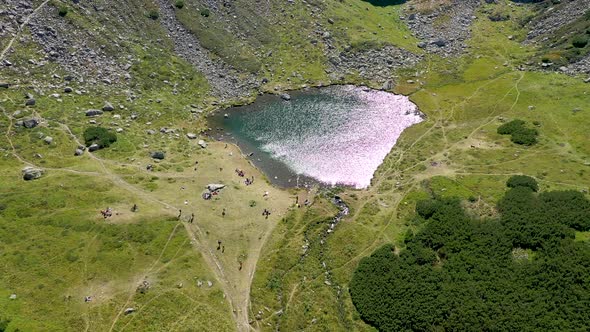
[2,0,588,103]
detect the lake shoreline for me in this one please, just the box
[207,85,425,189]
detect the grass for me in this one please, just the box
[1,0,590,331]
[249,2,590,330]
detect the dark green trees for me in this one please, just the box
[350,176,590,331]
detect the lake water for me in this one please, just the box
[209,85,423,189]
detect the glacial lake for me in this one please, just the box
[209,85,424,189]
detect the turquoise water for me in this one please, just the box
[210,85,423,188]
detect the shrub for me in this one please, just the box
[58,6,68,17]
[83,127,117,148]
[497,119,525,135]
[506,175,538,192]
[148,10,159,20]
[351,188,590,331]
[200,8,210,17]
[175,0,185,8]
[416,199,439,219]
[510,128,538,146]
[498,119,538,146]
[572,35,588,48]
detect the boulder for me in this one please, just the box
[74,148,84,156]
[64,87,73,93]
[382,80,394,90]
[22,166,44,180]
[9,294,16,300]
[88,143,101,152]
[25,98,36,106]
[207,184,225,192]
[124,308,135,315]
[584,77,590,83]
[0,82,9,89]
[102,102,114,112]
[85,109,103,117]
[198,140,207,148]
[43,136,53,144]
[280,93,291,101]
[22,118,39,128]
[151,151,165,160]
[186,133,197,139]
[432,39,447,47]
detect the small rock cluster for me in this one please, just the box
[403,0,481,56]
[329,45,422,84]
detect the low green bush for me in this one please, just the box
[175,0,185,9]
[572,35,588,48]
[83,127,117,148]
[498,119,538,146]
[58,6,68,17]
[510,127,538,145]
[497,119,525,135]
[200,8,210,17]
[148,10,159,20]
[506,175,538,192]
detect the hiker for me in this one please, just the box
[224,143,228,149]
[239,262,243,271]
[178,209,182,219]
[131,204,138,212]
[217,240,222,250]
[304,199,310,206]
[222,208,226,217]
[190,213,194,223]
[263,191,269,198]
[222,246,225,253]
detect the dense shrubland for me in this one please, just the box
[497,119,539,145]
[351,176,590,331]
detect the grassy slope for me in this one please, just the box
[250,1,590,331]
[1,0,589,331]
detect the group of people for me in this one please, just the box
[295,196,311,208]
[262,209,271,219]
[100,207,113,219]
[235,168,255,186]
